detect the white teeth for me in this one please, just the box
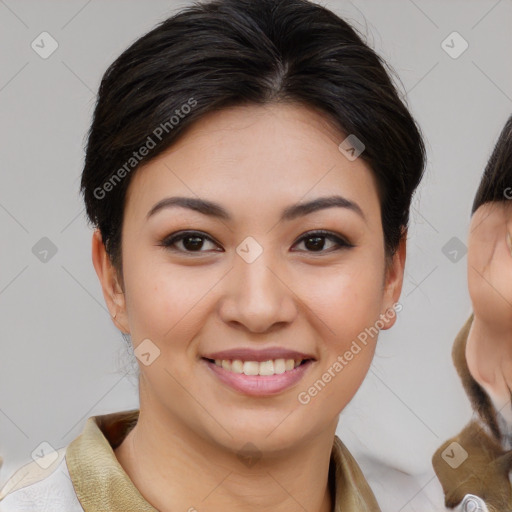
[243,361,259,375]
[231,359,243,373]
[258,360,274,376]
[274,359,286,374]
[211,358,306,375]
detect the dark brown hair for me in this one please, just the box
[472,114,512,215]
[80,0,426,281]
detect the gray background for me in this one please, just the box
[1,0,511,510]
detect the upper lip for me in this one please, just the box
[202,348,316,362]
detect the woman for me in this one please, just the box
[433,115,512,511]
[0,0,425,510]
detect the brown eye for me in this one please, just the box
[160,229,353,255]
[161,231,221,253]
[292,230,353,253]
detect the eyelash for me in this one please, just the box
[159,229,354,255]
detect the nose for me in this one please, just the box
[218,244,298,334]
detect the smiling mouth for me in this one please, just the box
[202,357,312,376]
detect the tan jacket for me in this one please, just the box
[432,314,512,511]
[0,409,381,511]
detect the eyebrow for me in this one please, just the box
[146,195,366,223]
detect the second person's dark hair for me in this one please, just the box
[472,114,512,214]
[80,0,426,280]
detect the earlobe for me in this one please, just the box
[381,232,407,330]
[91,229,130,333]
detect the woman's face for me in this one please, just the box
[94,102,405,454]
[468,201,512,333]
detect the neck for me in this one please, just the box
[114,403,336,512]
[466,315,512,446]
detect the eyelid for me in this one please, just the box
[160,230,222,252]
[160,229,354,254]
[292,229,354,251]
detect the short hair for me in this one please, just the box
[471,114,512,215]
[80,0,426,278]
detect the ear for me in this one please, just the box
[91,229,130,334]
[380,229,407,330]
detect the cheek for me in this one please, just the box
[303,259,385,342]
[313,269,382,407]
[122,249,199,341]
[297,272,380,416]
[123,251,231,356]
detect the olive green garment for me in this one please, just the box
[65,409,382,511]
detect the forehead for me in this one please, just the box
[123,102,380,224]
[470,200,512,231]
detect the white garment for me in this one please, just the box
[356,452,449,511]
[0,448,83,512]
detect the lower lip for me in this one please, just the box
[202,358,314,397]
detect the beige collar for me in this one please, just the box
[66,409,381,511]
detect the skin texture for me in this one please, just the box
[466,201,512,410]
[433,201,512,510]
[91,103,406,512]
